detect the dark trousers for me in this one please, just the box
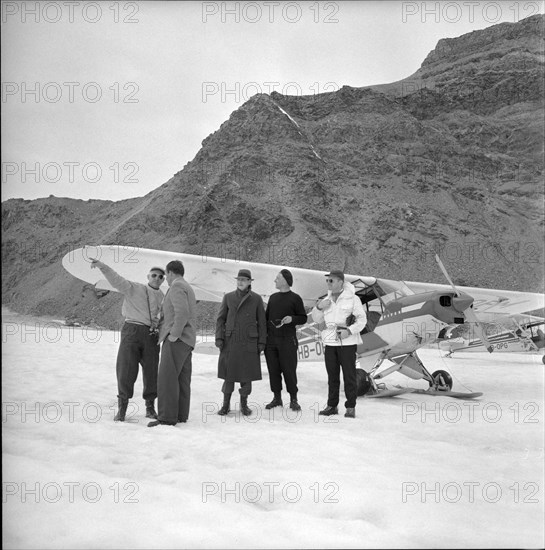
[116,322,159,401]
[222,380,252,397]
[264,338,298,396]
[157,340,193,424]
[324,345,357,408]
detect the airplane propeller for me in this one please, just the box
[435,254,494,353]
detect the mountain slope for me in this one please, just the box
[2,15,543,327]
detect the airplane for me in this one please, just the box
[61,245,545,398]
[436,315,545,356]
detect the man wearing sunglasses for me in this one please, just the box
[311,269,367,418]
[91,259,165,422]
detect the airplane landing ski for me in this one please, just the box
[396,387,483,399]
[365,388,417,398]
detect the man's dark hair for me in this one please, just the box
[166,260,185,276]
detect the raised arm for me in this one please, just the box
[90,259,134,294]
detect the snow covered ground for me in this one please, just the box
[2,308,544,549]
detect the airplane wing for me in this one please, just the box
[439,315,545,355]
[445,313,544,338]
[61,245,376,307]
[62,246,543,318]
[484,313,545,333]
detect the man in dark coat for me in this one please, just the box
[215,269,267,416]
[264,269,308,411]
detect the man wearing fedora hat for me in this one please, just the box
[90,258,165,422]
[215,268,267,416]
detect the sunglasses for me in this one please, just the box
[150,273,164,279]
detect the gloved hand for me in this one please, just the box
[215,339,224,351]
[258,344,266,353]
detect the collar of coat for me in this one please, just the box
[236,287,251,296]
[235,287,254,312]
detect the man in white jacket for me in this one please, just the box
[311,270,367,418]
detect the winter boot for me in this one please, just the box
[318,405,338,416]
[240,395,252,416]
[114,398,128,422]
[289,396,301,411]
[145,399,158,419]
[218,393,232,416]
[265,392,283,409]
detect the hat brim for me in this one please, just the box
[325,273,344,280]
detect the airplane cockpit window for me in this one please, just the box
[375,280,414,305]
[354,284,384,334]
[357,279,413,308]
[353,279,414,334]
[355,284,383,308]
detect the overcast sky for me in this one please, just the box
[2,0,544,201]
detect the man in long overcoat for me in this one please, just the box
[215,269,267,416]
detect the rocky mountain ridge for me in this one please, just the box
[2,15,543,328]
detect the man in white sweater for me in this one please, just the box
[311,270,367,418]
[91,259,165,422]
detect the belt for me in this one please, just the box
[125,320,150,328]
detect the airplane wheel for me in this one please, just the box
[431,370,453,391]
[356,368,372,396]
